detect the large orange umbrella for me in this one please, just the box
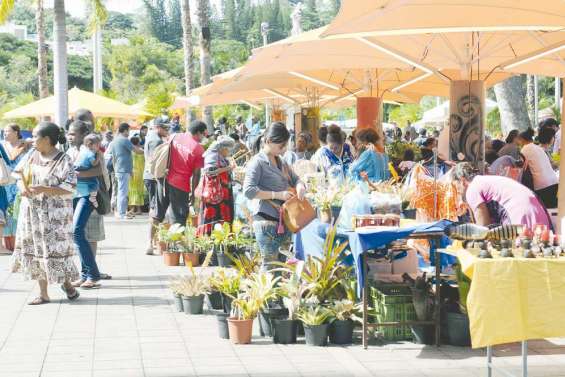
[321,0,565,79]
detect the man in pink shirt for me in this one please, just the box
[151,120,206,229]
[453,163,551,229]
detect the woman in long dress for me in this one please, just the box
[11,122,80,305]
[128,136,145,215]
[197,136,236,235]
[2,124,32,251]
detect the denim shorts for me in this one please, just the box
[252,220,290,271]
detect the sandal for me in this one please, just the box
[80,280,101,289]
[61,284,80,301]
[28,296,50,305]
[71,279,85,288]
[99,273,112,280]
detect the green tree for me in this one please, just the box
[210,39,249,75]
[301,0,321,31]
[388,103,423,127]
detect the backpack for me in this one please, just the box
[149,134,176,179]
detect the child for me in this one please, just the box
[74,134,101,208]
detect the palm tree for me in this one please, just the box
[0,0,107,127]
[197,0,213,132]
[180,0,194,123]
[36,0,48,99]
[494,76,531,135]
[52,0,67,127]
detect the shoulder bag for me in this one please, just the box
[195,159,224,205]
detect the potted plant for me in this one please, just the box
[328,299,361,344]
[169,276,185,312]
[182,226,201,267]
[297,303,334,347]
[157,223,171,255]
[211,223,234,267]
[162,223,185,266]
[310,183,347,223]
[273,264,308,344]
[178,265,211,315]
[446,263,472,346]
[210,268,241,339]
[210,268,241,314]
[228,272,280,344]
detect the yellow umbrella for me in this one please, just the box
[3,88,152,119]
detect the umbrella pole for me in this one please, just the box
[557,81,565,237]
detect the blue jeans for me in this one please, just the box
[73,197,100,281]
[252,220,290,271]
[115,172,130,217]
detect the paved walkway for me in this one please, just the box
[1,215,565,377]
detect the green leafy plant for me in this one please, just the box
[330,299,362,322]
[209,268,241,298]
[227,252,261,278]
[455,262,471,314]
[277,263,309,320]
[297,306,334,326]
[293,226,352,302]
[171,265,211,297]
[232,272,281,320]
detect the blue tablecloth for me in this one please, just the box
[347,219,454,296]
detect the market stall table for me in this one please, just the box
[346,220,453,348]
[442,247,565,377]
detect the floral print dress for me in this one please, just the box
[11,152,80,283]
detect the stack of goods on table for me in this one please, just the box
[447,223,563,259]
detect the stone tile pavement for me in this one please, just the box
[1,215,565,377]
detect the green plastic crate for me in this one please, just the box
[370,284,416,341]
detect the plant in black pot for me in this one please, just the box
[169,276,185,312]
[297,301,334,347]
[210,268,241,313]
[272,266,308,344]
[445,263,472,347]
[177,264,211,315]
[403,273,435,345]
[328,299,361,345]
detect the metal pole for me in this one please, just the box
[522,340,528,377]
[557,78,562,112]
[487,346,493,377]
[261,22,270,127]
[362,253,368,349]
[534,76,539,126]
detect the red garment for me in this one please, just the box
[166,133,205,192]
[197,170,234,236]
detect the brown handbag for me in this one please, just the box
[281,196,317,233]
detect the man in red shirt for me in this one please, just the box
[151,120,206,232]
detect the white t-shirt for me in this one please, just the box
[521,143,558,190]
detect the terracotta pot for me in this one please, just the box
[158,241,168,253]
[183,252,200,267]
[163,252,180,266]
[190,215,198,227]
[227,317,253,344]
